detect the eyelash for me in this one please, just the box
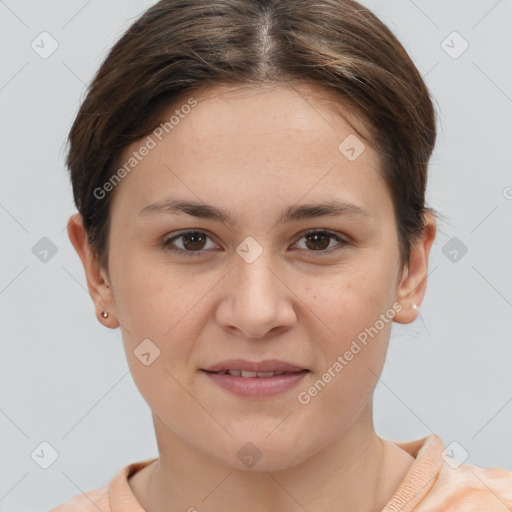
[162,229,348,258]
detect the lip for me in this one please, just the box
[202,359,308,373]
[201,369,309,398]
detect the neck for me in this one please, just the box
[130,403,412,512]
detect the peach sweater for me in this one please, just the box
[50,434,512,511]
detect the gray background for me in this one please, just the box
[1,0,511,510]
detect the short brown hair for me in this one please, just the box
[66,0,440,274]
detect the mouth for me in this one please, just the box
[202,369,309,378]
[202,358,309,375]
[200,361,310,398]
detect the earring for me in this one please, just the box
[102,311,109,318]
[411,304,418,310]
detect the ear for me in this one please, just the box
[393,211,437,324]
[67,213,119,328]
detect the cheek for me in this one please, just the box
[111,250,202,330]
[305,259,396,333]
[114,262,235,380]
[115,272,203,413]
[301,261,395,385]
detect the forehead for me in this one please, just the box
[109,82,390,222]
[170,82,372,144]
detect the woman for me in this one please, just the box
[52,0,512,510]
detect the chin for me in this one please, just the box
[211,433,313,473]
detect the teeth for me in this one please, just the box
[223,370,288,377]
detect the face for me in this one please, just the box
[70,82,434,471]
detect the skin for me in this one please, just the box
[68,82,436,512]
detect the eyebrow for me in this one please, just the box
[138,198,373,225]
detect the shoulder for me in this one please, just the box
[48,486,109,511]
[48,457,157,511]
[418,459,512,511]
[386,434,512,512]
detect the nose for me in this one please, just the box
[214,245,297,339]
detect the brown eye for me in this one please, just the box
[294,230,347,255]
[163,230,217,257]
[180,232,208,250]
[304,232,331,251]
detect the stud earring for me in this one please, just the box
[102,311,109,318]
[411,304,418,310]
